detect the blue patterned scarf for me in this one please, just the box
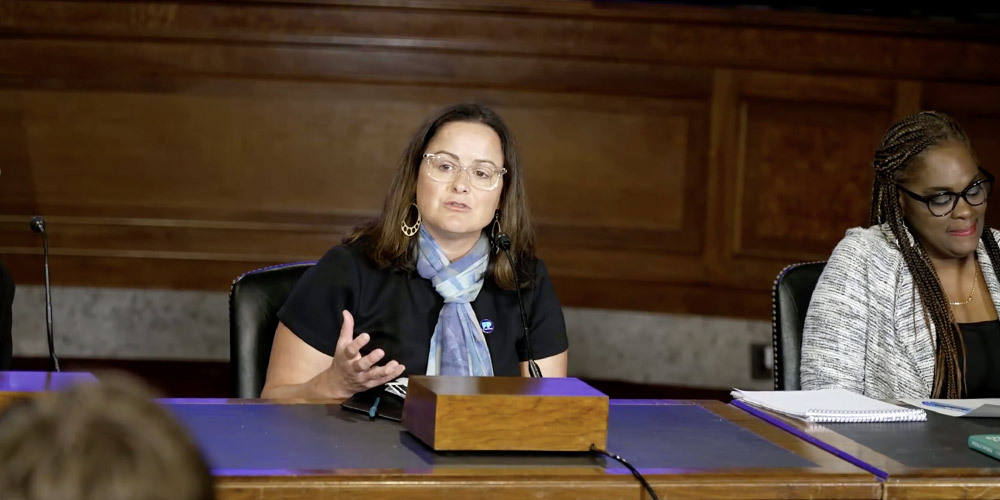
[416,226,494,376]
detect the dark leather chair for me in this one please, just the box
[771,261,826,391]
[0,260,13,370]
[229,262,315,398]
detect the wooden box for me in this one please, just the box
[401,376,608,451]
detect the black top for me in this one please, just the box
[958,319,1000,398]
[277,240,568,377]
[0,260,13,370]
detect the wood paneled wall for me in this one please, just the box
[2,0,1000,319]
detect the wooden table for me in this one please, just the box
[0,371,97,409]
[160,399,880,500]
[733,401,1000,500]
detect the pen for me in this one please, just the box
[368,396,381,420]
[921,400,972,412]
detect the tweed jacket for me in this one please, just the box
[800,225,1000,399]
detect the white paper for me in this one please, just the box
[900,398,1000,418]
[732,388,926,422]
[385,377,408,399]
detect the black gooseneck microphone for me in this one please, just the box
[29,216,59,372]
[495,233,542,378]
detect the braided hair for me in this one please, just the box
[869,111,998,398]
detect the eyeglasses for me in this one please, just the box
[897,169,995,217]
[422,153,506,191]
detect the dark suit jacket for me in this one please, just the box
[0,260,13,370]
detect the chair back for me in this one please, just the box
[771,261,826,390]
[229,262,315,398]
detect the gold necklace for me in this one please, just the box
[949,266,978,307]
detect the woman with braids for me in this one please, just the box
[801,111,999,399]
[261,103,568,399]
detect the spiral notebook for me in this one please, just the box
[732,388,927,423]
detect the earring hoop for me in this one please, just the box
[401,203,421,237]
[490,210,501,241]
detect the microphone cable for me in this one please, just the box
[590,444,659,500]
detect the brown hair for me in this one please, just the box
[345,103,536,290]
[0,374,215,500]
[869,110,998,398]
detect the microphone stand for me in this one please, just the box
[496,234,541,377]
[30,216,60,372]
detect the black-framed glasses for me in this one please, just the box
[897,169,995,217]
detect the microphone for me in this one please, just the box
[30,216,60,372]
[495,234,542,378]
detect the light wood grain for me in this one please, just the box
[403,376,608,451]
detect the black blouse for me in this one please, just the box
[277,240,569,377]
[958,320,1000,398]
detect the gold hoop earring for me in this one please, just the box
[401,203,421,237]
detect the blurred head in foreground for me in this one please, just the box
[0,374,215,500]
